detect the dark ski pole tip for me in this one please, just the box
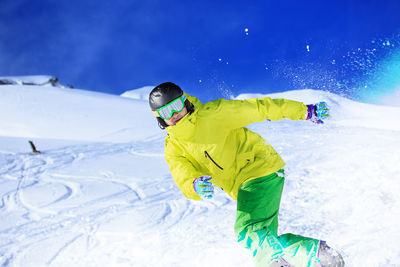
[28,140,41,154]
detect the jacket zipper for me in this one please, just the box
[204,151,224,170]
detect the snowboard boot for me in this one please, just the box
[268,257,294,267]
[268,242,344,267]
[314,241,345,267]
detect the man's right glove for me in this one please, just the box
[306,101,329,124]
[193,176,214,199]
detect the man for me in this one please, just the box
[149,82,344,267]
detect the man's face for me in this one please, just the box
[164,107,188,126]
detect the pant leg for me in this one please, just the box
[235,170,320,267]
[234,170,284,247]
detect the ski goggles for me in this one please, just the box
[152,95,186,120]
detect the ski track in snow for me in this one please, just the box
[1,142,152,264]
[0,138,241,267]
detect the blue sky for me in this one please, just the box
[1,0,400,102]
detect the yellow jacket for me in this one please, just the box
[165,93,308,201]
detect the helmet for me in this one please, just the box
[149,82,194,129]
[149,82,183,111]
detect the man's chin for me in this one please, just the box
[167,118,180,126]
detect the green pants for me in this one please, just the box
[234,170,320,267]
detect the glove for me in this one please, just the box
[306,101,329,124]
[193,176,214,199]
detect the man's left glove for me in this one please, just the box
[193,176,214,199]
[306,101,329,124]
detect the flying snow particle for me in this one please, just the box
[306,45,310,52]
[245,28,249,35]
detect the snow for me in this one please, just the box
[0,75,68,88]
[1,79,400,266]
[0,84,159,141]
[120,86,155,101]
[379,88,400,107]
[0,75,53,85]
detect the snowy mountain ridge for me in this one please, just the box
[121,86,155,101]
[0,75,71,88]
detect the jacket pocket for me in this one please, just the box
[236,152,254,171]
[204,151,224,170]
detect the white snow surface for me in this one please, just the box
[0,84,158,142]
[1,82,400,267]
[0,75,54,85]
[0,75,67,88]
[379,88,400,107]
[121,86,155,101]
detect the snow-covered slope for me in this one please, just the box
[0,75,70,88]
[1,81,400,266]
[0,84,159,142]
[121,86,155,101]
[237,89,400,131]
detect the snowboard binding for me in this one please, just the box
[315,241,345,267]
